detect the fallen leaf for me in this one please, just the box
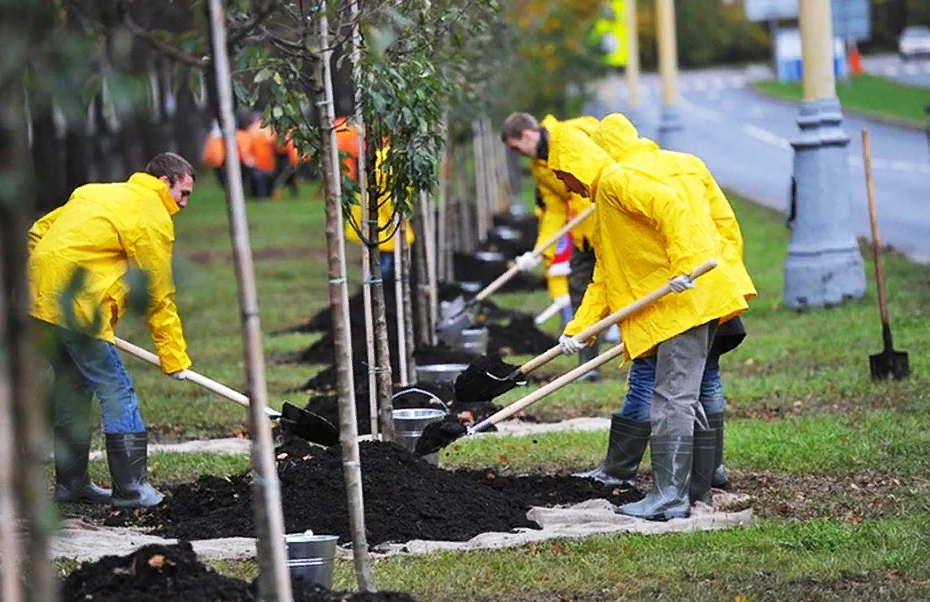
[499,455,508,464]
[148,555,165,569]
[888,569,903,578]
[277,452,288,460]
[735,596,747,602]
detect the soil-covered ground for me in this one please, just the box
[97,438,641,547]
[61,541,418,602]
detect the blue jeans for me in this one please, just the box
[618,349,725,422]
[380,253,395,279]
[52,326,146,434]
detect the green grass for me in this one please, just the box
[56,175,930,600]
[754,74,930,125]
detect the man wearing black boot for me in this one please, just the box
[29,152,196,507]
[546,125,749,521]
[573,113,755,497]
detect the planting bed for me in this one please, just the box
[99,438,640,547]
[61,541,417,602]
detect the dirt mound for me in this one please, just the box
[459,468,643,508]
[134,439,539,546]
[61,541,417,602]
[487,317,559,356]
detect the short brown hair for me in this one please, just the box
[144,152,196,185]
[500,112,540,143]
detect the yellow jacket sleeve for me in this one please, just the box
[704,170,744,259]
[563,263,610,338]
[27,206,66,255]
[126,219,192,374]
[609,170,706,278]
[531,163,569,263]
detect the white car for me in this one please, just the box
[898,26,930,60]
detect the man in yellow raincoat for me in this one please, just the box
[28,152,196,508]
[499,112,605,379]
[547,125,749,521]
[573,114,757,498]
[345,144,414,279]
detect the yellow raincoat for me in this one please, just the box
[28,173,191,374]
[590,113,757,303]
[345,145,414,252]
[548,125,748,360]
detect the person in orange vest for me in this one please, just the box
[248,114,277,199]
[201,120,225,185]
[334,117,360,182]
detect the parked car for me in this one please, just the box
[899,26,930,60]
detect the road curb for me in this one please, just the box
[748,85,927,133]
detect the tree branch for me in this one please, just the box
[123,15,210,68]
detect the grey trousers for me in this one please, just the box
[651,322,717,439]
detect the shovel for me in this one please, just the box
[534,295,571,326]
[453,258,719,403]
[436,205,596,338]
[113,337,341,445]
[416,342,628,456]
[861,130,910,381]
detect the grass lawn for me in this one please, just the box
[754,74,930,126]
[66,175,930,600]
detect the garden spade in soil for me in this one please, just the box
[454,259,719,403]
[114,337,340,445]
[861,129,909,381]
[436,205,596,340]
[415,342,629,456]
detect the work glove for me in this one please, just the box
[554,294,571,309]
[558,334,585,355]
[170,371,189,381]
[668,274,695,293]
[514,252,542,272]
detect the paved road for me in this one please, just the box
[588,66,930,263]
[861,53,930,88]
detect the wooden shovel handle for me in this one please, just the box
[473,205,596,303]
[113,337,281,418]
[472,343,627,433]
[861,129,890,327]
[517,258,718,376]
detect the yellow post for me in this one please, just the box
[626,0,640,110]
[656,0,678,109]
[799,0,836,101]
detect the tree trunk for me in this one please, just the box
[206,2,293,601]
[367,156,395,440]
[317,9,376,592]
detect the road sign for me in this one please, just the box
[745,0,798,22]
[832,0,870,41]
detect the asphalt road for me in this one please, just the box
[861,53,930,88]
[588,66,930,263]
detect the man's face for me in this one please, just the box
[505,128,540,158]
[161,174,195,209]
[554,170,588,198]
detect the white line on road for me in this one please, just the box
[681,100,723,122]
[741,124,792,150]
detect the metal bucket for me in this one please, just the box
[460,327,488,356]
[393,408,447,465]
[415,363,468,385]
[285,531,338,589]
[459,281,481,293]
[474,251,506,263]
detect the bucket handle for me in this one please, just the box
[392,387,449,412]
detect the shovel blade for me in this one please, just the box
[453,356,525,403]
[869,349,910,381]
[280,402,340,446]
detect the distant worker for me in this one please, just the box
[28,152,197,508]
[500,112,603,379]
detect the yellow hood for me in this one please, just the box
[547,123,614,196]
[591,113,658,161]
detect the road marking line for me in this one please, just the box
[883,66,897,76]
[728,75,745,88]
[741,124,791,150]
[904,64,919,75]
[712,77,726,90]
[681,100,723,122]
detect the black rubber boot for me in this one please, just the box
[615,435,693,521]
[689,425,716,505]
[577,343,602,382]
[106,432,165,507]
[573,415,650,487]
[708,412,730,489]
[54,430,112,504]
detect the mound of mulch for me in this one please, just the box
[61,541,417,602]
[453,252,545,292]
[459,468,643,508]
[130,439,539,546]
[487,317,559,356]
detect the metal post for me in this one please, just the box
[655,0,684,150]
[784,0,865,309]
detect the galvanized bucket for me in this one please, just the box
[460,327,488,356]
[285,531,338,589]
[392,408,447,465]
[415,363,468,385]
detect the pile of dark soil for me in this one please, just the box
[61,541,417,602]
[487,316,559,356]
[133,439,539,546]
[459,468,643,508]
[452,252,545,292]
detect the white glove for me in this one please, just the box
[605,323,620,343]
[554,294,571,309]
[668,274,695,293]
[170,370,189,381]
[547,262,571,277]
[558,334,585,355]
[515,252,542,272]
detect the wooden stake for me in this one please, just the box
[471,120,488,243]
[393,213,408,385]
[207,1,292,599]
[317,8,375,591]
